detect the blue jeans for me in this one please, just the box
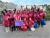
[34,22,39,29]
[41,19,46,27]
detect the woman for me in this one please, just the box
[14,11,24,31]
[8,11,15,32]
[3,11,10,32]
[39,9,46,27]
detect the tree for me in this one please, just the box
[46,5,50,13]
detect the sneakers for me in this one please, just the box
[30,27,35,31]
[5,27,10,32]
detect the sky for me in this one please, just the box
[1,0,50,5]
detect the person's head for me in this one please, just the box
[33,8,37,13]
[37,8,40,12]
[1,11,5,15]
[39,9,44,13]
[4,9,7,13]
[26,5,27,9]
[9,10,12,14]
[17,10,20,14]
[31,6,34,10]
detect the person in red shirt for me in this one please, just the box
[36,8,41,26]
[39,9,46,20]
[3,10,10,32]
[14,10,24,31]
[8,10,15,32]
[20,10,28,31]
[28,9,35,31]
[31,8,39,29]
[39,9,46,27]
[21,16,28,31]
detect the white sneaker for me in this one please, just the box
[31,27,35,31]
[6,30,9,32]
[5,27,9,32]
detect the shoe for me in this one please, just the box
[31,27,35,31]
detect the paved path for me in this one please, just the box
[0,21,50,38]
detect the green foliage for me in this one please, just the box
[45,5,50,20]
[46,5,50,13]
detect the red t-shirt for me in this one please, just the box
[29,17,34,28]
[39,12,46,20]
[3,15,10,27]
[39,10,46,20]
[14,14,20,21]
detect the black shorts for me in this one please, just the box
[10,25,16,31]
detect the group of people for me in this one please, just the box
[2,7,46,32]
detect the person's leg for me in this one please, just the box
[19,26,22,31]
[15,26,18,31]
[3,26,6,32]
[5,27,9,32]
[34,22,40,29]
[41,19,46,28]
[13,26,15,31]
[5,27,7,32]
[14,26,15,31]
[7,27,10,32]
[18,26,20,31]
[10,26,13,32]
[36,21,40,28]
[9,25,13,32]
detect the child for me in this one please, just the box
[3,11,10,32]
[9,11,15,32]
[21,17,28,31]
[39,9,46,27]
[14,11,24,31]
[29,12,35,31]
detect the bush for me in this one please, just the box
[46,14,50,20]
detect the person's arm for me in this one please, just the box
[1,11,5,15]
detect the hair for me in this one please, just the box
[37,8,40,12]
[4,9,7,13]
[9,10,12,13]
[1,11,5,15]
